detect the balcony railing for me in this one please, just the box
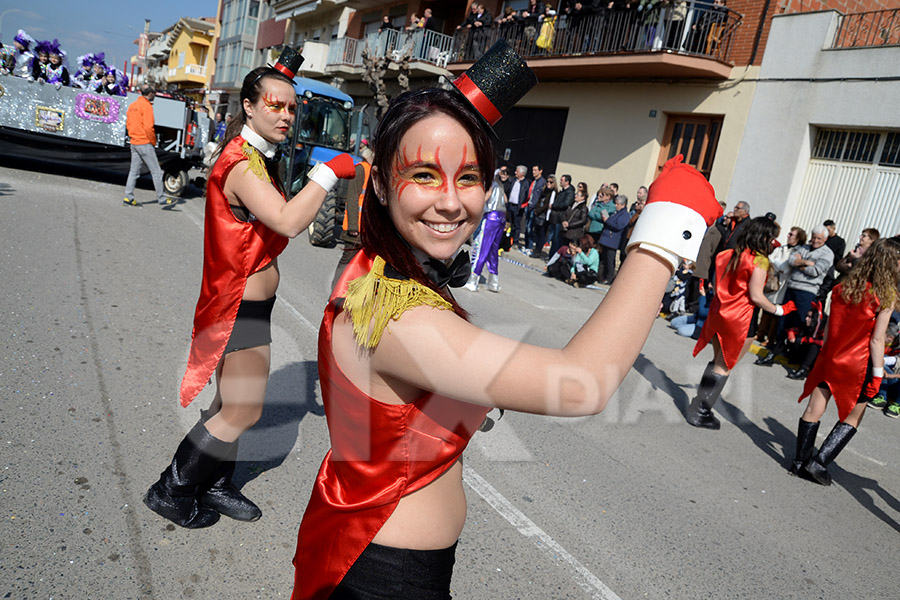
[185,64,207,77]
[327,28,455,70]
[832,8,900,49]
[451,1,741,64]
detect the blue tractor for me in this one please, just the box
[284,77,368,246]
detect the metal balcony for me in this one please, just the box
[832,8,900,49]
[326,28,455,73]
[450,1,742,81]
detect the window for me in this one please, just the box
[657,114,724,180]
[813,128,900,166]
[881,132,900,167]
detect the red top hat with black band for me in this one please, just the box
[272,45,304,80]
[451,40,538,129]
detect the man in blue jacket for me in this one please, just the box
[597,194,630,284]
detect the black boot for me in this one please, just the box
[686,362,729,430]
[788,418,819,475]
[787,365,809,380]
[200,439,262,522]
[802,421,857,486]
[143,420,224,528]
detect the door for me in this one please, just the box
[493,106,569,175]
[657,114,723,179]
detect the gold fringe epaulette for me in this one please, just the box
[344,256,452,349]
[241,141,269,182]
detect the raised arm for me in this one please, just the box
[225,154,355,238]
[365,155,722,416]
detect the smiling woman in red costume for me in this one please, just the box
[789,237,900,485]
[143,47,356,529]
[688,217,797,429]
[290,41,723,599]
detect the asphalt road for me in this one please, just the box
[1,164,898,600]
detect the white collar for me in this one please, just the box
[240,124,277,159]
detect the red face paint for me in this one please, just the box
[262,92,296,114]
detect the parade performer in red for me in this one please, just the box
[143,47,357,529]
[689,217,796,429]
[790,237,900,485]
[290,40,723,599]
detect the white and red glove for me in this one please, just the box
[308,153,357,193]
[626,155,722,271]
[774,300,797,317]
[865,367,884,398]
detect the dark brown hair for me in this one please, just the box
[360,88,495,318]
[726,216,779,273]
[216,66,294,157]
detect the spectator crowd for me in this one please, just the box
[455,0,732,60]
[1,29,128,96]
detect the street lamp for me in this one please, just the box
[0,9,23,42]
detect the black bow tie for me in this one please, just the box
[425,251,471,288]
[264,149,283,168]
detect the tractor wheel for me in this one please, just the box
[308,191,337,247]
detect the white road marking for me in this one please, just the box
[463,465,623,600]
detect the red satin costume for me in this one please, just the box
[694,249,767,370]
[291,251,490,600]
[799,283,879,421]
[179,136,288,406]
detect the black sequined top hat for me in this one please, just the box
[272,45,304,80]
[451,40,537,129]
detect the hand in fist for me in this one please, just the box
[625,155,722,270]
[324,153,357,180]
[865,377,882,399]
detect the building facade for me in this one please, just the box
[728,8,900,241]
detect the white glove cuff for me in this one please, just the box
[308,162,338,193]
[626,201,709,268]
[634,243,680,272]
[774,305,784,317]
[872,367,884,378]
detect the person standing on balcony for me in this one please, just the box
[378,15,396,33]
[421,8,440,32]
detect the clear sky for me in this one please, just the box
[0,1,218,71]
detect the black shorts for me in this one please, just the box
[747,306,760,339]
[224,296,275,353]
[331,541,457,600]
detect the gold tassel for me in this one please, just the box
[344,256,452,349]
[241,141,269,182]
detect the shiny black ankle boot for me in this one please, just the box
[143,420,223,529]
[686,362,729,430]
[802,421,856,486]
[200,439,262,522]
[788,418,819,475]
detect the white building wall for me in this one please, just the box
[727,10,900,236]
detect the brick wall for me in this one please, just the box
[726,0,893,66]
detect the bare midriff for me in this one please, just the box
[372,458,466,550]
[244,259,280,300]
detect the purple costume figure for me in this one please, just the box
[10,30,35,78]
[465,171,507,292]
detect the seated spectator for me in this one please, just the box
[545,242,573,281]
[868,320,900,418]
[566,235,600,287]
[784,301,828,380]
[671,286,711,339]
[597,193,630,284]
